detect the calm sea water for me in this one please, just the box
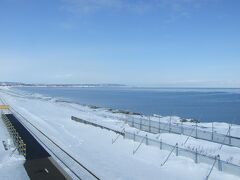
[16,87,240,124]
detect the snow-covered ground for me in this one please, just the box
[0,115,29,180]
[0,87,240,180]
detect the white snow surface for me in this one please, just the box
[0,115,29,180]
[0,87,240,180]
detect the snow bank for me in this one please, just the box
[0,87,239,180]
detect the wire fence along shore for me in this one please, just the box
[115,115,240,148]
[124,130,240,178]
[71,115,240,179]
[2,92,240,179]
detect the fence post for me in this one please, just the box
[161,143,178,166]
[124,115,127,125]
[195,149,198,163]
[181,121,183,134]
[133,132,135,141]
[133,134,147,155]
[159,118,161,133]
[131,117,134,127]
[148,117,151,132]
[195,122,198,138]
[140,118,142,130]
[212,122,214,141]
[229,124,231,145]
[217,155,222,171]
[176,143,178,156]
[169,116,172,133]
[146,134,148,145]
[160,138,162,150]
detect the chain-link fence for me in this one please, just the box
[120,116,240,148]
[1,113,26,157]
[125,130,240,178]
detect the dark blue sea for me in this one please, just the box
[16,87,240,124]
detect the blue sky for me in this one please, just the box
[0,0,240,87]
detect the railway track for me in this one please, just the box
[0,96,100,180]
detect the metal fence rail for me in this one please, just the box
[125,130,240,178]
[1,113,26,157]
[118,116,240,148]
[71,116,123,135]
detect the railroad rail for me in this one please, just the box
[0,97,100,180]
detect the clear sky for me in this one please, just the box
[0,0,240,87]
